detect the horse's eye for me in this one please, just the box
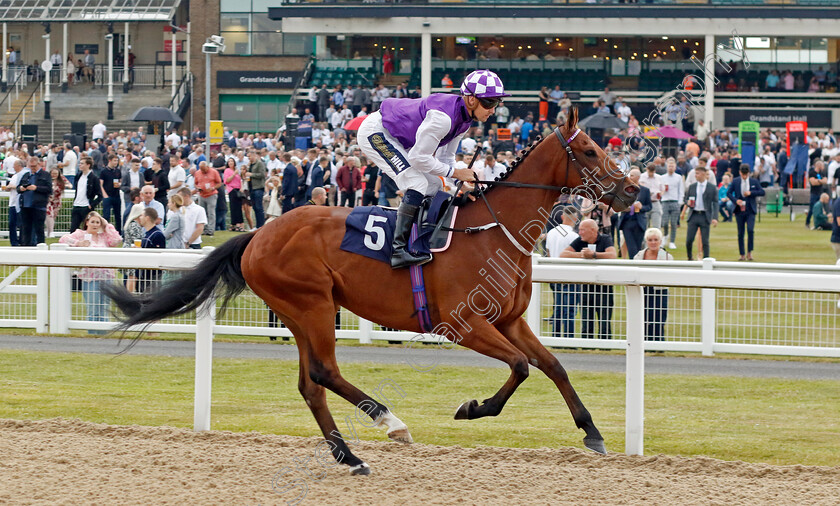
[585,150,597,157]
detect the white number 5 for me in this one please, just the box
[363,215,389,251]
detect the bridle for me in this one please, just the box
[451,125,632,256]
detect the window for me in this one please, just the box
[219,13,313,56]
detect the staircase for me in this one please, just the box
[28,85,177,144]
[0,82,42,129]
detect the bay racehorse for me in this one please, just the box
[103,108,638,475]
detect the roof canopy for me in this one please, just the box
[0,0,182,23]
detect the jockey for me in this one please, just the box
[358,69,510,269]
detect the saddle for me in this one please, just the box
[340,191,459,264]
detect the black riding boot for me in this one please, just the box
[390,203,432,269]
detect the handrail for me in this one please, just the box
[165,71,192,131]
[11,77,44,139]
[0,67,27,112]
[285,55,316,118]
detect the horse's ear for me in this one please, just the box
[569,107,579,130]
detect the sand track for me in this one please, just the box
[1,418,838,505]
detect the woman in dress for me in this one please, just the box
[164,194,186,249]
[65,54,76,86]
[46,167,71,238]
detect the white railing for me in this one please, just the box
[0,246,838,453]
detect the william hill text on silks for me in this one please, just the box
[369,133,410,174]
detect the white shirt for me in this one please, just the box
[182,202,208,245]
[460,137,477,155]
[8,168,29,211]
[129,169,141,190]
[62,150,78,177]
[693,181,707,212]
[167,165,186,197]
[266,158,283,176]
[165,132,181,148]
[660,172,684,202]
[3,155,19,175]
[495,106,510,123]
[74,171,90,207]
[638,172,664,201]
[92,122,107,140]
[546,224,579,258]
[616,104,632,123]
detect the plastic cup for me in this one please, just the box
[134,239,142,248]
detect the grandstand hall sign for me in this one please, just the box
[216,71,302,89]
[724,109,832,129]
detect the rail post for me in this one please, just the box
[701,258,716,356]
[526,255,542,336]
[194,247,216,432]
[625,283,644,456]
[48,243,70,334]
[358,317,373,344]
[35,243,49,333]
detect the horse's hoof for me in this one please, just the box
[349,462,371,476]
[387,428,413,444]
[454,399,478,420]
[584,437,607,455]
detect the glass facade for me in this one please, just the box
[220,1,312,56]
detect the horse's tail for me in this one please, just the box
[103,232,256,334]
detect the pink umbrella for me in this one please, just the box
[648,125,694,139]
[343,115,368,131]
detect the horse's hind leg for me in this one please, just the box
[281,319,371,475]
[450,321,531,420]
[497,317,606,454]
[297,304,414,445]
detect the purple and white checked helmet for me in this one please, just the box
[460,70,511,98]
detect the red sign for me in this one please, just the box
[786,121,807,157]
[163,40,184,52]
[496,128,511,141]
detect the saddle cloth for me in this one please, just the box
[340,191,457,263]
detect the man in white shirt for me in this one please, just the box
[545,209,580,338]
[2,149,20,176]
[92,121,107,141]
[460,136,477,155]
[167,159,187,199]
[660,158,684,250]
[638,163,664,229]
[615,99,632,124]
[165,129,181,149]
[178,187,208,248]
[60,144,78,185]
[265,151,283,176]
[494,103,510,127]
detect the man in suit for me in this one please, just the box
[280,153,298,214]
[305,156,326,201]
[17,156,53,246]
[681,164,719,260]
[70,157,103,232]
[727,163,766,261]
[617,168,652,259]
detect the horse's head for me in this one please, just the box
[555,108,638,212]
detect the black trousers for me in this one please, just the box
[735,211,756,255]
[70,206,93,232]
[685,212,711,259]
[20,207,46,246]
[644,287,669,341]
[581,285,614,339]
[228,189,244,225]
[340,191,356,208]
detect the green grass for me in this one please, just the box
[1,349,838,466]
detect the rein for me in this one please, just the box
[446,127,584,256]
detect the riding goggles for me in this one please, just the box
[477,97,503,109]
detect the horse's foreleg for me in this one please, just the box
[452,323,531,420]
[497,317,606,454]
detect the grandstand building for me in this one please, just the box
[1,1,838,134]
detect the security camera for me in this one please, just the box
[210,35,225,46]
[104,33,114,40]
[202,42,221,54]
